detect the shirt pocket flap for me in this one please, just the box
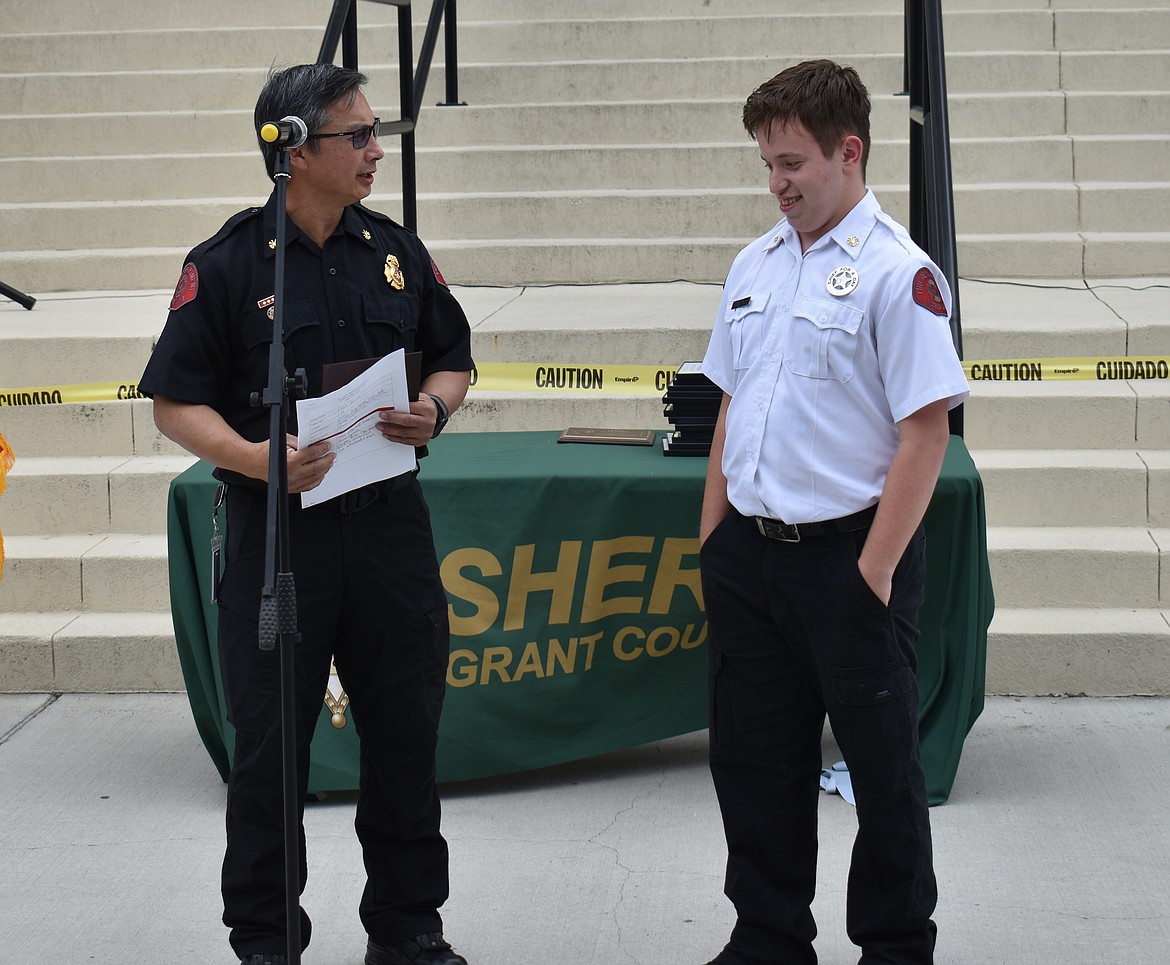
[724,290,771,324]
[793,294,863,335]
[240,296,319,350]
[363,291,420,334]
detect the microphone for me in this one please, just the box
[259,115,308,149]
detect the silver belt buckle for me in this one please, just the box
[757,517,801,542]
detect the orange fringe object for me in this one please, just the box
[0,430,13,579]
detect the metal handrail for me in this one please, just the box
[416,0,467,118]
[317,0,463,232]
[904,0,963,435]
[0,279,36,310]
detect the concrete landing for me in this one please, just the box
[0,694,1166,963]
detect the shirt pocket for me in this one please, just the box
[239,296,320,350]
[362,291,421,355]
[785,294,864,382]
[238,296,323,381]
[723,290,771,372]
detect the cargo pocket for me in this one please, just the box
[831,664,914,707]
[708,648,731,747]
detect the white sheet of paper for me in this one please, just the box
[819,761,856,807]
[295,349,415,509]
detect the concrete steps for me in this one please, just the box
[6,277,1170,696]
[1,455,196,535]
[5,135,1116,201]
[986,608,1170,696]
[7,233,1170,291]
[0,0,1122,34]
[0,13,1067,73]
[3,3,1170,290]
[0,52,1077,114]
[3,0,1170,697]
[0,612,181,693]
[13,180,1170,248]
[0,534,170,613]
[0,95,1093,158]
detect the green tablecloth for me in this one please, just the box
[167,431,992,805]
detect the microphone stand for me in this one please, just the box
[251,145,306,965]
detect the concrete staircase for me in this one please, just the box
[2,0,1169,696]
[3,0,1170,288]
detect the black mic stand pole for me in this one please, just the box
[252,144,306,965]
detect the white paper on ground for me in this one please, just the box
[295,348,415,509]
[819,760,856,806]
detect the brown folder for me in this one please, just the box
[321,351,422,401]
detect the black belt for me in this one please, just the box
[223,469,418,515]
[754,503,877,543]
[335,468,418,515]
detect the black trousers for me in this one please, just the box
[700,510,937,965]
[217,476,451,958]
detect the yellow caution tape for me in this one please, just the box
[966,357,1170,382]
[0,381,149,406]
[468,363,682,394]
[4,357,1170,407]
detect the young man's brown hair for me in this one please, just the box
[742,59,872,179]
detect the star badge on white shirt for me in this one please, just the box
[827,266,859,297]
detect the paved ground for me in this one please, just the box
[1,693,1167,964]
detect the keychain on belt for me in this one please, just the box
[209,482,226,604]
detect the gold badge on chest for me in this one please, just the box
[385,254,405,290]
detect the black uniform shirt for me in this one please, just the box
[140,194,473,486]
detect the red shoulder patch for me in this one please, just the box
[170,263,199,311]
[430,257,448,288]
[912,267,947,317]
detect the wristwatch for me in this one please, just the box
[427,393,450,438]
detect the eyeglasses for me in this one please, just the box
[307,118,381,150]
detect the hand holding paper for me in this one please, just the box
[295,349,416,508]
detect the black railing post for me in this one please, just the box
[398,2,418,231]
[0,280,36,310]
[415,1,444,118]
[416,1,468,116]
[443,0,465,106]
[906,0,925,245]
[318,0,463,234]
[341,1,360,71]
[317,0,352,66]
[904,0,963,435]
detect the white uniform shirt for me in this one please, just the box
[702,189,969,523]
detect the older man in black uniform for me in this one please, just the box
[140,64,473,965]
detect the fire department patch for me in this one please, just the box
[431,258,448,288]
[170,263,199,311]
[912,267,947,317]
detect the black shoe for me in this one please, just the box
[240,956,287,965]
[365,933,468,965]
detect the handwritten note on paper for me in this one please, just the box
[295,349,415,508]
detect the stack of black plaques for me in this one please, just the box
[662,361,721,456]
